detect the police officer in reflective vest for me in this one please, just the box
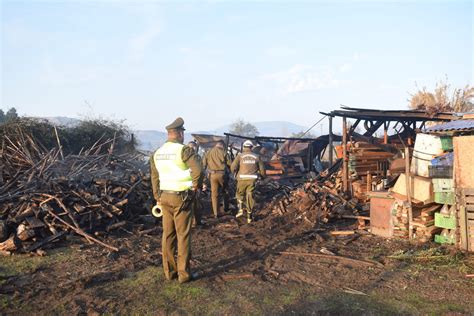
[150,117,203,283]
[231,140,265,223]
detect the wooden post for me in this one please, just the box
[225,134,230,149]
[342,117,348,195]
[328,116,333,167]
[405,147,413,239]
[307,141,312,172]
[367,172,372,192]
[383,122,388,144]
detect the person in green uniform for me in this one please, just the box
[202,140,231,218]
[150,117,203,283]
[231,140,265,223]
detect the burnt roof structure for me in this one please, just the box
[322,105,457,195]
[323,105,456,122]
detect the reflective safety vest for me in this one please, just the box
[154,142,192,192]
[238,153,259,179]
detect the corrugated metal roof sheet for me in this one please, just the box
[424,119,474,133]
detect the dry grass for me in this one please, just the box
[409,78,474,115]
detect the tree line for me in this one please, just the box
[0,108,19,124]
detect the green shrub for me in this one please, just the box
[0,117,136,155]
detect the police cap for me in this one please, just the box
[166,117,186,131]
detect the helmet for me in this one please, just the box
[243,140,254,148]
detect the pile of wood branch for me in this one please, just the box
[259,161,363,226]
[0,132,152,254]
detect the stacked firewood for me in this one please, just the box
[0,133,152,254]
[260,162,363,226]
[391,199,410,238]
[391,198,442,241]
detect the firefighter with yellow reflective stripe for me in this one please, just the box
[150,117,203,283]
[231,140,265,223]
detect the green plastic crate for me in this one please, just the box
[434,192,455,205]
[432,178,454,192]
[434,234,455,244]
[440,136,453,151]
[435,212,456,229]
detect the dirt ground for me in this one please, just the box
[1,195,473,315]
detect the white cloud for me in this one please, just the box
[258,52,367,94]
[261,64,346,94]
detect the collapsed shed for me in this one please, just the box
[225,133,342,180]
[192,132,341,181]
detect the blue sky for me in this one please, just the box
[1,0,473,132]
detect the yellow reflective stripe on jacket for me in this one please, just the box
[154,142,192,191]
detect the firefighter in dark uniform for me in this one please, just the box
[150,117,203,283]
[231,140,265,223]
[202,140,231,218]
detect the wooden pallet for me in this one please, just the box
[458,188,474,252]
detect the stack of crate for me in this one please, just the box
[434,205,457,244]
[429,138,457,244]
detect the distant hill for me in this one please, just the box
[36,117,310,151]
[134,121,310,150]
[213,121,309,137]
[132,130,167,152]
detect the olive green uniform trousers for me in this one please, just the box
[161,192,193,283]
[236,179,256,217]
[210,173,229,217]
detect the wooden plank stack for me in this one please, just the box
[390,198,442,240]
[412,204,442,242]
[349,142,396,201]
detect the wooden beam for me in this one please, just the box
[329,116,333,167]
[328,109,454,121]
[405,147,413,240]
[348,119,361,135]
[342,117,349,194]
[351,132,400,155]
[363,120,384,137]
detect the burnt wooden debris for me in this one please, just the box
[0,131,152,254]
[256,160,365,229]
